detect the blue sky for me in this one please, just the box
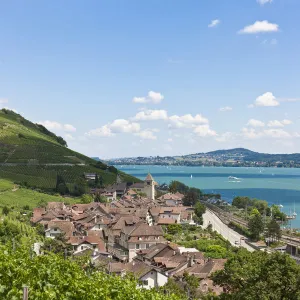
[1,0,300,158]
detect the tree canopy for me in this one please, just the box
[212,249,300,300]
[0,245,180,300]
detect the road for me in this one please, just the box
[202,209,255,252]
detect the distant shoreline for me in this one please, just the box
[113,163,299,169]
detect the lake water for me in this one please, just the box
[118,165,300,229]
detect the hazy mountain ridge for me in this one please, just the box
[107,148,300,168]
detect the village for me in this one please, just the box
[30,173,226,295]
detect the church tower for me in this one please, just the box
[144,173,155,200]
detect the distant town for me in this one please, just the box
[105,148,300,168]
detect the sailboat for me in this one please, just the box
[293,201,297,217]
[190,175,193,179]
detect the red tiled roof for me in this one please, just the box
[157,217,176,225]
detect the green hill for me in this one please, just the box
[0,109,138,192]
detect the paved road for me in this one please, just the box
[202,209,255,252]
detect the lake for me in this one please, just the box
[118,165,300,229]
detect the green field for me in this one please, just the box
[0,109,139,191]
[0,179,78,209]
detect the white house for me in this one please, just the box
[45,220,75,239]
[125,260,168,289]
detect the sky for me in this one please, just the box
[1,0,300,158]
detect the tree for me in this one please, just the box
[2,206,10,216]
[266,219,281,243]
[253,199,268,215]
[183,190,198,206]
[212,249,300,300]
[248,208,264,241]
[232,196,252,209]
[182,272,200,299]
[271,205,286,221]
[56,175,69,195]
[167,224,182,235]
[0,246,180,300]
[194,202,206,222]
[81,194,93,204]
[169,181,189,194]
[73,176,87,196]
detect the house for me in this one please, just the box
[68,235,106,254]
[45,220,75,239]
[158,192,184,207]
[119,223,166,262]
[158,207,181,223]
[125,259,168,289]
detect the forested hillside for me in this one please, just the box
[0,109,138,193]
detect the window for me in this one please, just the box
[142,280,148,286]
[147,182,150,185]
[146,244,150,249]
[136,244,140,249]
[54,228,57,231]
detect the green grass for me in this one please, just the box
[0,179,14,192]
[0,180,78,209]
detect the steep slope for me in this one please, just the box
[0,109,138,191]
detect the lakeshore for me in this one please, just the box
[119,165,300,228]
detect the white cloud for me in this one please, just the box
[257,0,273,5]
[241,127,262,139]
[167,138,173,142]
[109,119,140,133]
[238,21,279,34]
[38,120,77,133]
[135,130,157,140]
[219,106,233,112]
[65,134,75,141]
[193,125,217,137]
[267,119,292,127]
[85,119,140,137]
[133,109,168,121]
[254,92,280,107]
[38,120,63,130]
[247,119,265,127]
[64,124,76,132]
[208,19,220,28]
[263,129,291,138]
[85,125,114,137]
[241,127,293,140]
[132,91,164,104]
[169,114,209,128]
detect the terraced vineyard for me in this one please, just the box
[0,109,138,191]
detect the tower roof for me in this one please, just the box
[145,173,154,181]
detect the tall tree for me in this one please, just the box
[248,208,264,241]
[193,202,206,225]
[266,219,281,243]
[183,190,198,206]
[212,249,300,300]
